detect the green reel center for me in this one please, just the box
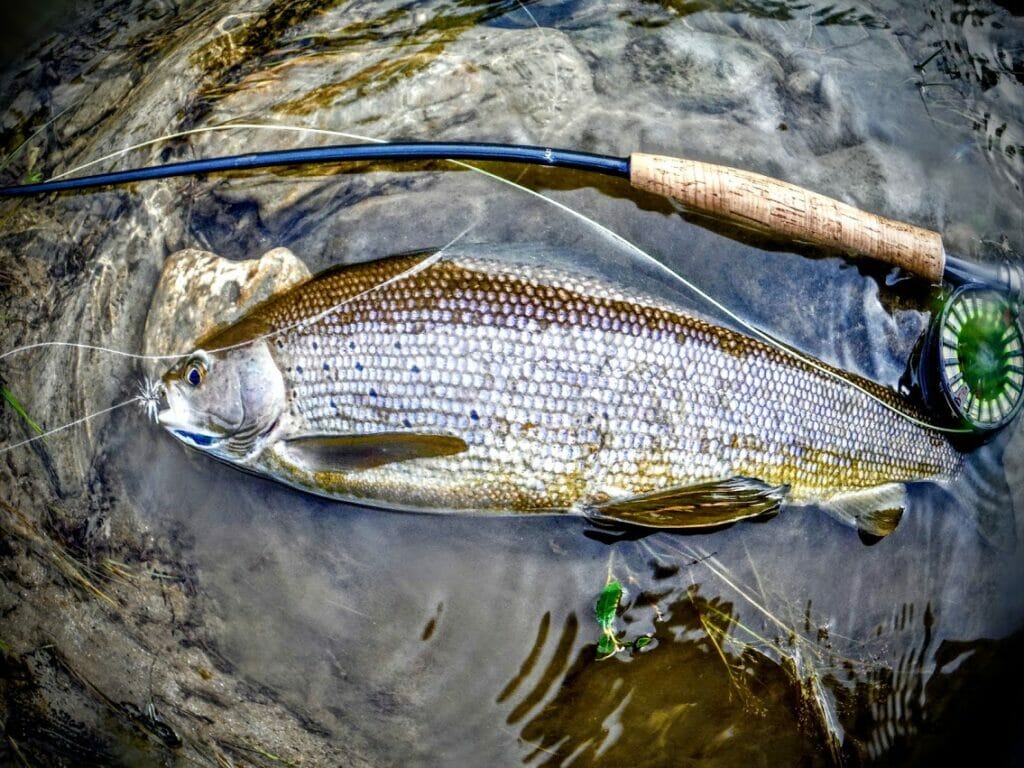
[958,313,1013,401]
[938,286,1024,431]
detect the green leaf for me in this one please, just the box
[1,385,43,436]
[594,580,623,630]
[596,633,617,657]
[24,170,43,184]
[633,635,653,651]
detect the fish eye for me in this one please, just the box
[184,360,206,387]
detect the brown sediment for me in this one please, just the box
[0,496,375,766]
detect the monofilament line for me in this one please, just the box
[14,121,970,433]
[0,227,468,366]
[0,396,140,455]
[0,230,470,453]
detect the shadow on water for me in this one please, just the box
[826,619,1024,766]
[500,584,834,766]
[497,576,1024,767]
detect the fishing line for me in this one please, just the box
[0,396,141,455]
[0,228,465,365]
[0,341,204,364]
[0,102,76,174]
[514,0,541,28]
[0,229,469,452]
[60,121,961,431]
[2,123,969,436]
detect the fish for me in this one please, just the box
[156,245,1001,540]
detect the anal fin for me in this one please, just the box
[822,483,906,544]
[586,477,789,530]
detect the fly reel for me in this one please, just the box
[911,283,1024,436]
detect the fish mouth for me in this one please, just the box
[157,409,225,449]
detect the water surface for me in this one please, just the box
[1,1,1023,765]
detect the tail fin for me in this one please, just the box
[947,432,1017,549]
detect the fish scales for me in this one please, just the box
[201,252,962,512]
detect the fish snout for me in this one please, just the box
[156,407,173,428]
[155,381,185,430]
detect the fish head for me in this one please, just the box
[158,340,285,460]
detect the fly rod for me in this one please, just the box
[0,141,1019,294]
[1,139,1022,433]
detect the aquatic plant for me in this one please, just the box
[0,384,42,436]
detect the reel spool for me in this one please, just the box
[915,283,1024,435]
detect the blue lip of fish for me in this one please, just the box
[173,429,218,448]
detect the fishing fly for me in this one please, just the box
[136,376,165,424]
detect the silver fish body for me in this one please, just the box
[159,248,963,531]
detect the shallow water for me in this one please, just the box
[1,1,1023,765]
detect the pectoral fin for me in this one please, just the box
[282,432,467,472]
[586,477,789,529]
[822,483,906,544]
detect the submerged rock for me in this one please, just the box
[142,246,311,365]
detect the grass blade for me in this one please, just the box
[1,385,43,435]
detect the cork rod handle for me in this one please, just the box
[629,153,946,282]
